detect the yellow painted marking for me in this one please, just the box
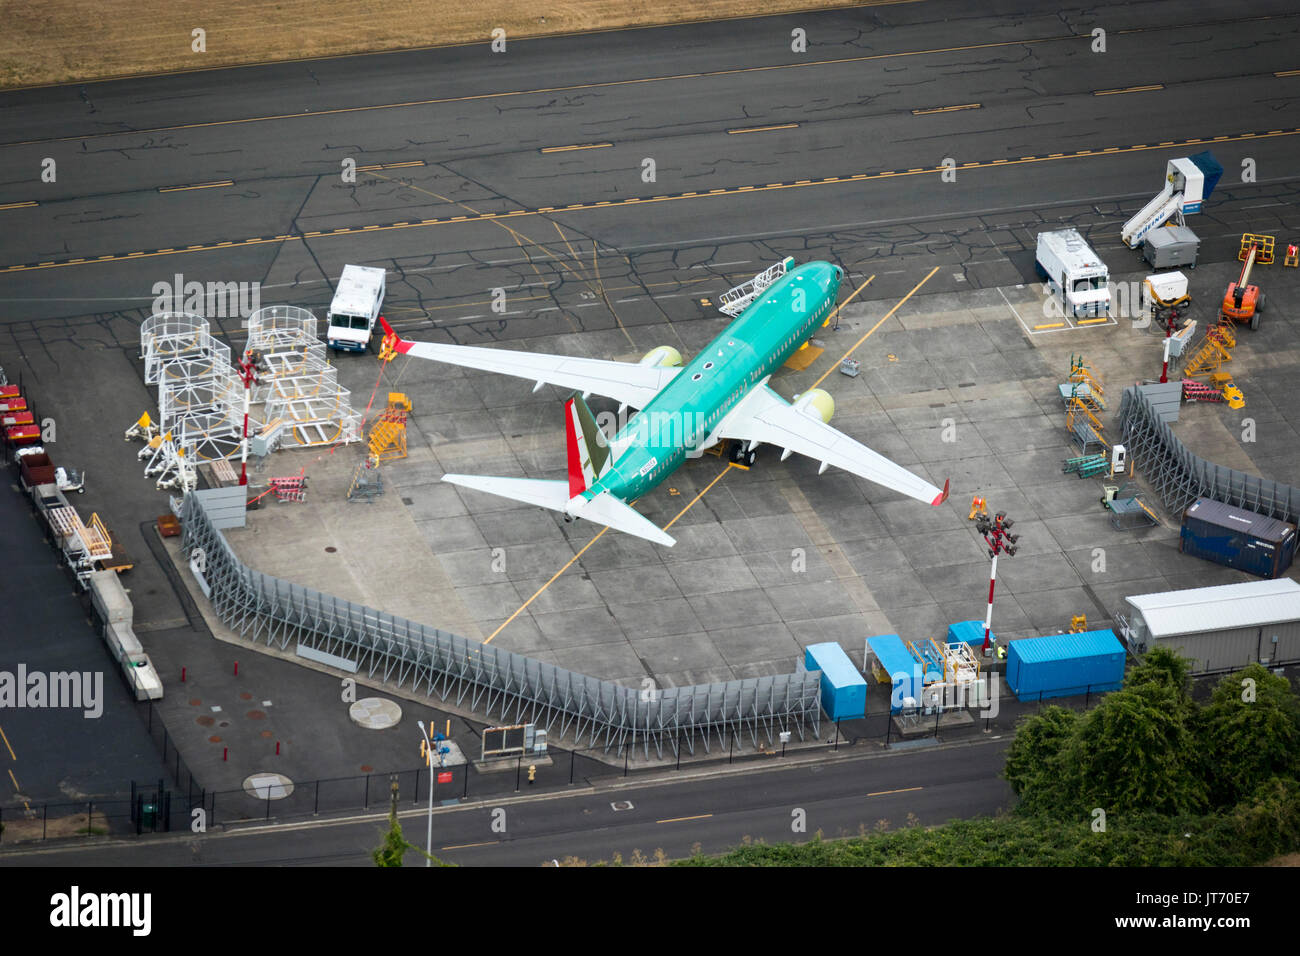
[866,786,923,797]
[1093,84,1164,96]
[810,269,941,391]
[7,768,18,790]
[658,813,713,824]
[0,201,38,211]
[441,841,496,850]
[541,142,613,153]
[912,103,981,115]
[1275,70,1300,77]
[357,160,426,171]
[0,723,16,761]
[664,463,738,531]
[1076,317,1111,325]
[727,123,799,134]
[158,180,233,192]
[1034,322,1067,330]
[484,529,611,644]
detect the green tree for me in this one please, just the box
[1067,679,1208,816]
[373,805,412,867]
[1003,705,1080,814]
[1198,663,1300,808]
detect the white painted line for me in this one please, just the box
[691,260,751,268]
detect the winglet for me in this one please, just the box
[932,478,950,507]
[377,316,412,355]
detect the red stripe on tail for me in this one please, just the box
[564,398,585,498]
[377,316,412,354]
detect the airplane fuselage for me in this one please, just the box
[590,261,844,502]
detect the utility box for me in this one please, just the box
[865,634,922,714]
[804,642,866,721]
[1179,498,1297,579]
[1036,229,1110,317]
[326,265,386,351]
[1111,444,1127,476]
[1144,225,1201,269]
[1005,630,1126,701]
[1142,271,1189,310]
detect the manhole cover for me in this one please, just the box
[218,720,230,728]
[349,697,402,730]
[243,772,294,801]
[610,801,634,811]
[325,546,338,553]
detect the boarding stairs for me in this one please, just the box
[1066,398,1107,454]
[1122,181,1185,248]
[1183,319,1236,378]
[718,257,793,317]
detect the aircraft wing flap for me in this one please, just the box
[719,386,948,506]
[384,321,678,408]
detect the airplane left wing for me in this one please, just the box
[380,318,679,409]
[717,384,950,506]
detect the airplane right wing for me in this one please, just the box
[717,384,949,506]
[380,319,679,409]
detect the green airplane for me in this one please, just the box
[379,259,948,546]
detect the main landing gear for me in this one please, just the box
[729,441,758,467]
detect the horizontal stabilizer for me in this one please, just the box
[569,492,676,547]
[442,475,675,547]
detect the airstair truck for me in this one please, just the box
[1036,229,1111,318]
[1121,152,1223,249]
[326,264,386,351]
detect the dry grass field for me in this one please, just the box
[0,0,904,89]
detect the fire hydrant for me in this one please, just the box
[527,764,536,784]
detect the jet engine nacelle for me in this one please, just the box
[639,346,683,368]
[791,388,835,424]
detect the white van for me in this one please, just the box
[1035,229,1111,318]
[326,265,386,351]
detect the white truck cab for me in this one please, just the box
[1036,229,1110,318]
[326,265,386,351]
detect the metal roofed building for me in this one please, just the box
[1119,578,1300,673]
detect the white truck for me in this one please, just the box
[1036,229,1111,319]
[326,265,386,351]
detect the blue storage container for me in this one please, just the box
[1005,630,1126,701]
[804,642,866,721]
[865,635,923,714]
[1179,498,1297,579]
[947,620,994,647]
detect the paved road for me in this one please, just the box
[0,736,1014,865]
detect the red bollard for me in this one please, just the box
[233,660,239,677]
[223,748,228,762]
[181,667,186,682]
[275,741,280,755]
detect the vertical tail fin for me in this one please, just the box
[565,394,610,496]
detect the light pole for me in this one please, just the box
[975,511,1019,656]
[236,349,266,486]
[417,720,449,868]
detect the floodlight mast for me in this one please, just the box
[237,350,265,486]
[975,511,1019,654]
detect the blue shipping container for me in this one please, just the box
[1179,498,1297,579]
[805,642,866,721]
[865,635,923,714]
[947,620,995,647]
[1006,630,1126,701]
